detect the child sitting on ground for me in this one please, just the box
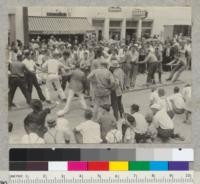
[106,122,122,143]
[145,112,158,143]
[123,113,136,143]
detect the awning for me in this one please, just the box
[28,16,95,35]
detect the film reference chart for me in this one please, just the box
[9,148,194,184]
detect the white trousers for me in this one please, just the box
[45,74,66,101]
[62,89,87,113]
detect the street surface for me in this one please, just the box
[8,71,192,144]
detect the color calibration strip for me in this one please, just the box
[9,148,194,161]
[9,161,190,171]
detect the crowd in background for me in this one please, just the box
[8,34,192,144]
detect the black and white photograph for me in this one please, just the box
[7,6,192,144]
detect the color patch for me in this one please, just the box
[68,161,87,171]
[172,149,194,161]
[88,162,109,171]
[150,161,168,171]
[26,162,48,171]
[129,161,150,171]
[9,162,27,171]
[168,162,189,171]
[109,161,129,171]
[48,162,68,171]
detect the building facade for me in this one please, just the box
[8,6,191,45]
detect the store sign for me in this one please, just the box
[47,12,67,17]
[108,7,122,12]
[132,9,148,19]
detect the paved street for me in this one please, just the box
[8,71,192,144]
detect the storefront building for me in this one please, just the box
[8,6,191,45]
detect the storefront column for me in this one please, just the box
[104,18,109,41]
[137,18,142,39]
[121,18,126,41]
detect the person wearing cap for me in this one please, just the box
[124,44,139,89]
[22,50,46,102]
[150,103,183,142]
[166,49,186,83]
[88,57,116,120]
[57,62,87,116]
[139,46,159,85]
[44,115,65,144]
[109,59,125,121]
[8,54,31,109]
[74,109,102,143]
[97,104,116,142]
[42,52,67,103]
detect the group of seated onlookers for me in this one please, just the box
[8,83,191,144]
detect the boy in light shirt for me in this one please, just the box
[74,109,102,144]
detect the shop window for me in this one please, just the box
[110,21,122,28]
[126,21,138,28]
[142,29,152,38]
[142,21,153,28]
[92,19,104,28]
[173,25,191,37]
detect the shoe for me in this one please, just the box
[62,98,67,103]
[57,109,68,116]
[11,103,17,107]
[45,100,52,104]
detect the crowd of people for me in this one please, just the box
[8,34,192,144]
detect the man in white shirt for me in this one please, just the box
[74,109,102,144]
[56,114,71,143]
[42,52,67,103]
[149,87,160,106]
[151,104,184,142]
[21,133,45,144]
[23,50,46,102]
[130,104,148,143]
[168,86,185,113]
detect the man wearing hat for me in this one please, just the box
[22,50,46,102]
[109,59,125,121]
[44,115,65,144]
[88,58,116,120]
[42,51,67,103]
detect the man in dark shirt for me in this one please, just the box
[24,99,57,137]
[8,54,31,109]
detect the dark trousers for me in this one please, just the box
[61,75,70,90]
[8,76,31,107]
[111,91,124,121]
[26,72,46,101]
[147,62,158,84]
